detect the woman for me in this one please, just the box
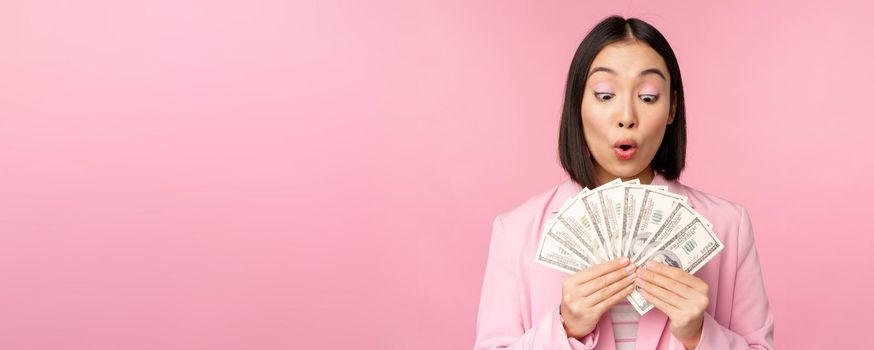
[473,16,775,350]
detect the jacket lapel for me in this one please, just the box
[597,311,617,350]
[547,179,583,214]
[633,308,669,349]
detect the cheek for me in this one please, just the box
[638,109,672,145]
[640,123,668,150]
[580,104,611,141]
[581,115,611,147]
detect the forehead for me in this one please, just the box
[588,41,668,79]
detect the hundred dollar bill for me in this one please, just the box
[535,219,593,273]
[541,187,590,259]
[625,189,687,261]
[556,180,622,263]
[544,215,600,264]
[577,179,623,259]
[620,184,668,257]
[626,217,724,314]
[599,179,640,258]
[555,206,608,263]
[552,188,606,263]
[631,202,698,265]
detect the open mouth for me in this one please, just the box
[613,139,638,160]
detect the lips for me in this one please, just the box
[613,139,638,160]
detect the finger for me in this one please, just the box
[635,277,684,309]
[593,282,636,312]
[638,286,682,317]
[645,261,708,294]
[577,261,636,297]
[567,257,630,286]
[584,270,637,306]
[636,266,697,300]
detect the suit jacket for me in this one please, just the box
[473,173,775,349]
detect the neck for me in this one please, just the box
[593,165,656,187]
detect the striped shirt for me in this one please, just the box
[609,299,640,350]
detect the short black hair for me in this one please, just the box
[558,15,686,188]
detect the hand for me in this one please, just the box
[634,260,710,350]
[560,257,637,339]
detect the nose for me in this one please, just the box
[616,96,638,129]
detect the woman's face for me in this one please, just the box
[581,40,677,183]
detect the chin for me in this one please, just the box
[603,161,647,179]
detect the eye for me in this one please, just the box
[639,94,659,103]
[594,92,614,102]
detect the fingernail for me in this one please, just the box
[620,257,629,265]
[625,264,635,273]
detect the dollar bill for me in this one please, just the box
[631,202,697,265]
[599,179,640,258]
[535,219,593,273]
[620,184,668,257]
[555,187,619,263]
[577,179,623,259]
[545,216,600,264]
[552,188,607,263]
[533,177,724,316]
[626,189,688,261]
[626,217,724,314]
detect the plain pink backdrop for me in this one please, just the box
[1,1,872,349]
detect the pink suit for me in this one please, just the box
[474,173,775,349]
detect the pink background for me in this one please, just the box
[1,1,872,349]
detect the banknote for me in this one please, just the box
[626,189,688,261]
[544,216,600,264]
[555,186,618,263]
[598,179,640,258]
[625,217,724,314]
[631,202,698,265]
[535,219,593,273]
[619,184,669,257]
[577,179,623,259]
[533,177,724,315]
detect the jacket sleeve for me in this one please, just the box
[473,215,599,350]
[693,207,776,349]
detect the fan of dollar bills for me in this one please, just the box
[535,178,724,315]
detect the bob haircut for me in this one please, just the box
[558,15,687,188]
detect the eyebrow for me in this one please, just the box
[588,66,667,81]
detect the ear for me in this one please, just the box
[667,90,678,125]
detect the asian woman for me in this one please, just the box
[473,15,775,350]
